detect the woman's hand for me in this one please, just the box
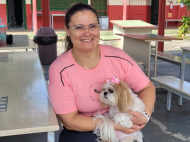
[129,110,148,125]
[114,110,148,134]
[114,122,145,134]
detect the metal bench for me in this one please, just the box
[151,50,190,67]
[165,19,182,27]
[136,60,144,70]
[151,76,190,111]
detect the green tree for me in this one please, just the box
[177,0,190,38]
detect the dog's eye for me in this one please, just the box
[108,88,114,93]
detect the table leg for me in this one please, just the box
[154,41,158,77]
[33,48,37,51]
[148,42,151,78]
[51,15,54,29]
[32,14,33,30]
[179,49,186,105]
[180,50,186,80]
[167,91,172,111]
[47,131,55,142]
[49,15,51,27]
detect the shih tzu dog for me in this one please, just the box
[94,77,148,142]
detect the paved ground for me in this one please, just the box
[0,28,190,142]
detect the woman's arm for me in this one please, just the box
[130,81,156,125]
[138,81,156,116]
[57,111,101,131]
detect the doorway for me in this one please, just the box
[151,0,159,25]
[6,0,26,30]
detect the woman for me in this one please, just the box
[48,3,156,142]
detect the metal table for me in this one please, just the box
[116,34,182,78]
[0,52,59,142]
[110,20,156,48]
[0,35,37,51]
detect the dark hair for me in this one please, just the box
[64,3,99,52]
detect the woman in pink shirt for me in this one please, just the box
[49,3,156,142]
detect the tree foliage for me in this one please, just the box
[177,0,190,37]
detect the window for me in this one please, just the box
[91,0,107,16]
[31,0,88,11]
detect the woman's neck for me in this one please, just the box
[72,47,101,69]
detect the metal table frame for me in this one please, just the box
[178,47,190,105]
[116,34,182,78]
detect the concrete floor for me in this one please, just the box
[1,36,190,142]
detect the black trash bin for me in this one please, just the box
[33,27,57,65]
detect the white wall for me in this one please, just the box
[0,0,6,4]
[108,0,124,5]
[166,0,181,6]
[108,0,147,6]
[129,0,146,6]
[26,0,31,4]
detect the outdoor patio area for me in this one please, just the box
[0,29,190,142]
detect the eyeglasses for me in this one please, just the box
[69,23,101,35]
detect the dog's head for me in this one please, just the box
[99,77,134,113]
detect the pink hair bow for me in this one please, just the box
[106,76,120,84]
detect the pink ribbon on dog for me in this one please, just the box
[106,76,120,84]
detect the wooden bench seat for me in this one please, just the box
[151,76,190,111]
[151,50,190,66]
[165,19,182,27]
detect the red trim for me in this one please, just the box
[158,0,166,52]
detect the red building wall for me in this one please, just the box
[26,4,32,30]
[0,4,7,30]
[129,6,147,21]
[108,5,147,28]
[165,5,188,27]
[1,2,189,30]
[108,5,123,28]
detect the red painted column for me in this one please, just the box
[41,0,50,27]
[123,0,127,20]
[147,5,151,23]
[158,0,166,52]
[33,0,37,33]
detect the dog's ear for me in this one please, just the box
[116,80,134,113]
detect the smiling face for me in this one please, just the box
[65,10,100,53]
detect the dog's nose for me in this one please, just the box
[104,92,108,97]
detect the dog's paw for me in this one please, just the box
[120,119,133,128]
[134,138,143,142]
[114,113,133,128]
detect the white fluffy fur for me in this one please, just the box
[93,80,145,142]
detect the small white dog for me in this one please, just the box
[94,77,147,142]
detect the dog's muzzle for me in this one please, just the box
[104,92,108,99]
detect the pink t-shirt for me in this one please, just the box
[48,44,149,116]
